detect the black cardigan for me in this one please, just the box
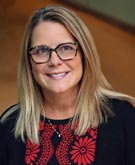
[0,99,135,165]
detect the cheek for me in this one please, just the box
[31,64,38,76]
[31,63,43,80]
[31,65,46,88]
[78,64,83,82]
[76,55,83,76]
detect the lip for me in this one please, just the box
[46,71,69,79]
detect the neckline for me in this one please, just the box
[40,115,72,124]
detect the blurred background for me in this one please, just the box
[0,0,135,114]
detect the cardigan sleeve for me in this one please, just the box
[0,105,26,165]
[111,99,135,165]
[0,106,16,165]
[123,101,135,164]
[0,121,9,165]
[95,99,135,165]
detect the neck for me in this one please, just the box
[43,90,78,120]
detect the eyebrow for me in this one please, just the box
[29,42,77,50]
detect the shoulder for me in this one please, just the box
[97,99,135,165]
[108,98,135,122]
[0,104,20,129]
[109,98,135,114]
[100,98,135,133]
[0,105,25,164]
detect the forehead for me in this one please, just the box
[30,21,75,47]
[31,21,75,46]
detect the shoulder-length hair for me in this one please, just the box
[3,6,134,144]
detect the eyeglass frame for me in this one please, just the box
[28,42,79,64]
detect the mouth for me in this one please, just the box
[46,72,69,79]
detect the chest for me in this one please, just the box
[25,122,97,165]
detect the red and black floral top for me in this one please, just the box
[1,99,135,165]
[25,117,97,165]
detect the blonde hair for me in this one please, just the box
[2,6,134,144]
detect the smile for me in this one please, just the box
[47,72,68,79]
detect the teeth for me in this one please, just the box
[49,72,66,78]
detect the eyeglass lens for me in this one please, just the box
[29,42,79,63]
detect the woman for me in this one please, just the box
[0,6,135,165]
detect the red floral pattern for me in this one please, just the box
[25,121,54,164]
[25,120,97,165]
[56,124,73,165]
[25,140,40,164]
[70,135,97,165]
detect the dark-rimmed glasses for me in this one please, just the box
[28,42,79,64]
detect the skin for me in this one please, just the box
[30,21,83,119]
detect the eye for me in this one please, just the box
[60,44,75,51]
[29,45,49,55]
[36,46,48,55]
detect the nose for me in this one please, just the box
[48,50,63,66]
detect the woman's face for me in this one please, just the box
[30,21,83,96]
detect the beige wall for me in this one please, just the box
[0,0,135,114]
